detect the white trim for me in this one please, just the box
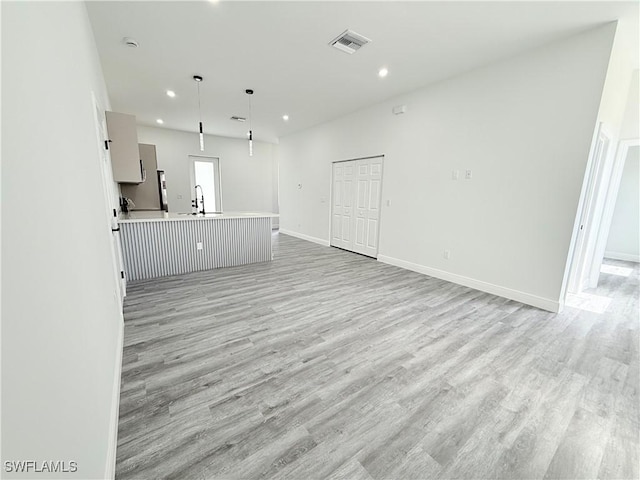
[604,251,640,263]
[378,254,560,313]
[567,124,612,294]
[279,229,330,247]
[104,319,124,480]
[561,122,605,301]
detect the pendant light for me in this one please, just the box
[194,75,205,151]
[246,89,254,157]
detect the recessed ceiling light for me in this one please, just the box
[156,119,164,124]
[166,90,176,98]
[282,115,289,121]
[378,67,388,78]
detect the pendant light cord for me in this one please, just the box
[194,75,205,152]
[248,94,252,133]
[197,81,202,123]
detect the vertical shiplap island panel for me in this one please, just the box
[119,213,275,281]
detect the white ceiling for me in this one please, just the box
[87,1,639,144]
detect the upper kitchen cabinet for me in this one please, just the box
[120,144,160,210]
[105,111,143,183]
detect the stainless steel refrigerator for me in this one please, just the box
[157,170,169,212]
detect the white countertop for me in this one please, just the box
[119,211,279,223]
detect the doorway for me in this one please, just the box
[564,132,640,310]
[189,155,222,213]
[330,156,383,258]
[590,140,640,284]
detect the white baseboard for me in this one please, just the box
[279,229,330,247]
[377,254,560,313]
[604,251,640,263]
[104,318,124,479]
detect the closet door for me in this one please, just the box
[331,161,356,249]
[352,157,383,257]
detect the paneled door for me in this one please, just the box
[352,157,383,257]
[331,156,383,258]
[331,161,356,249]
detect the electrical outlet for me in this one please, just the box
[443,250,450,260]
[197,242,203,251]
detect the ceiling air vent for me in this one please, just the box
[329,29,371,54]
[230,116,246,122]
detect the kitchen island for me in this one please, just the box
[119,211,278,281]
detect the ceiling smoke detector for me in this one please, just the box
[329,29,371,54]
[122,37,139,48]
[231,116,246,122]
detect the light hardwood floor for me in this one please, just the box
[116,233,639,480]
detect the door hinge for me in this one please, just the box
[113,209,117,218]
[104,139,112,150]
[120,271,125,279]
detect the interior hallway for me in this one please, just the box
[116,233,639,479]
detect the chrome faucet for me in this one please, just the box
[194,185,205,215]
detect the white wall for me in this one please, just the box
[620,70,639,139]
[593,22,637,136]
[136,126,279,219]
[606,146,640,261]
[2,2,123,479]
[279,24,616,311]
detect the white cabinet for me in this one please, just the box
[331,156,383,258]
[105,111,142,183]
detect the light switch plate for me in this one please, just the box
[197,242,203,250]
[465,170,473,180]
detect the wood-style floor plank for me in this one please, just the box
[116,233,639,480]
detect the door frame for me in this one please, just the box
[91,92,126,304]
[590,137,640,283]
[329,154,385,257]
[566,123,611,295]
[189,154,223,213]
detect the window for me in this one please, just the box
[189,156,222,213]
